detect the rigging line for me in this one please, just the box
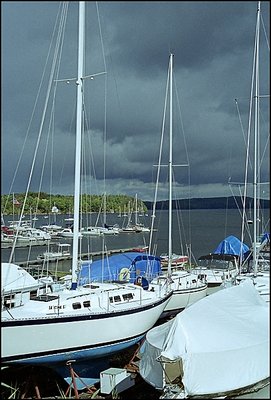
[96,1,108,223]
[174,76,189,166]
[148,60,170,256]
[258,107,270,175]
[95,1,107,73]
[58,104,76,189]
[223,197,229,243]
[228,184,253,248]
[96,2,107,73]
[174,196,187,256]
[239,13,259,251]
[8,3,69,263]
[96,2,123,134]
[35,4,69,218]
[253,2,261,270]
[95,3,107,185]
[83,98,100,195]
[81,112,88,215]
[260,12,270,51]
[58,102,76,188]
[50,3,70,192]
[3,2,67,215]
[174,69,191,249]
[234,99,253,172]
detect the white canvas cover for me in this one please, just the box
[1,263,39,293]
[139,279,269,396]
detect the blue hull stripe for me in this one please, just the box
[3,333,145,364]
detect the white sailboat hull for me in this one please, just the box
[150,272,207,317]
[163,285,207,315]
[2,289,172,364]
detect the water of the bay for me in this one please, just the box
[2,208,269,266]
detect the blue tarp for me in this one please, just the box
[78,251,161,286]
[214,235,250,260]
[261,232,270,243]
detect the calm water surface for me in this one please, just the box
[2,208,269,266]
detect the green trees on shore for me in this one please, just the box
[1,192,148,215]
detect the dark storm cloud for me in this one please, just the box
[1,1,270,201]
[100,2,256,72]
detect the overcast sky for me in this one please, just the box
[2,1,270,202]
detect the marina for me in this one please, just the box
[2,0,269,398]
[2,209,269,399]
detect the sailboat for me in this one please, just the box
[1,2,172,366]
[148,53,207,317]
[121,194,150,232]
[189,235,244,295]
[81,193,120,236]
[224,1,269,304]
[138,6,269,398]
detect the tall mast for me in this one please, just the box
[135,193,138,225]
[71,1,85,289]
[168,53,173,277]
[252,1,260,277]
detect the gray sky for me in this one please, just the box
[2,1,270,202]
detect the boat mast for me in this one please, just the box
[135,193,138,225]
[71,1,85,289]
[168,53,173,277]
[252,1,260,277]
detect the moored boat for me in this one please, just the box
[139,279,269,399]
[1,1,173,368]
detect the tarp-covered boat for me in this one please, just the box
[78,251,161,285]
[214,235,250,260]
[139,279,269,398]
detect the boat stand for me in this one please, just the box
[64,360,100,399]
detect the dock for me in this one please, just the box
[16,246,148,275]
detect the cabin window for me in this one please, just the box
[72,302,82,309]
[32,294,59,302]
[83,284,99,289]
[3,301,15,309]
[114,295,121,302]
[3,295,15,309]
[83,300,91,308]
[192,279,197,284]
[30,290,38,299]
[122,293,133,301]
[109,297,114,303]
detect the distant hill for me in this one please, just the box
[144,196,270,210]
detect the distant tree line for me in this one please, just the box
[144,196,270,210]
[1,192,148,215]
[2,193,269,215]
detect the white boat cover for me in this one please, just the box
[139,279,269,396]
[1,262,38,293]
